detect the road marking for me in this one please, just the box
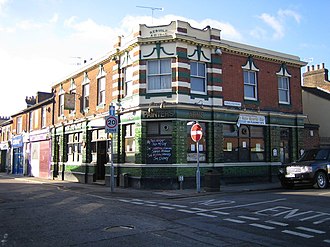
[296,227,325,234]
[213,211,230,215]
[238,216,259,221]
[300,212,329,221]
[265,220,288,227]
[158,202,172,206]
[160,206,175,210]
[313,217,330,225]
[209,198,286,211]
[324,239,330,243]
[224,218,245,224]
[282,230,314,238]
[196,213,218,218]
[144,204,157,207]
[178,209,199,214]
[169,204,187,208]
[250,223,275,230]
[191,207,207,212]
[130,201,144,205]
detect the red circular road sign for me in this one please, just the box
[191,123,203,142]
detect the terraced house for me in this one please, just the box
[50,20,307,189]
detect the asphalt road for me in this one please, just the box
[0,176,330,246]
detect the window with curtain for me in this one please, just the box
[59,94,64,116]
[244,70,257,100]
[190,61,206,93]
[278,76,290,104]
[124,66,133,96]
[147,59,172,92]
[82,84,89,110]
[97,76,106,105]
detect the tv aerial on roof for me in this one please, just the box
[136,5,164,24]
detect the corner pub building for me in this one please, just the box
[50,20,307,189]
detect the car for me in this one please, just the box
[278,148,330,189]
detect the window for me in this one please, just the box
[146,121,173,164]
[187,122,207,162]
[67,133,82,162]
[97,76,106,105]
[147,59,172,92]
[29,111,34,131]
[190,62,206,93]
[124,66,133,96]
[223,124,265,162]
[41,107,47,128]
[244,70,257,100]
[278,77,290,104]
[17,116,22,134]
[124,124,136,163]
[59,94,64,116]
[69,79,76,114]
[82,84,89,110]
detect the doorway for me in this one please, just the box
[96,141,107,181]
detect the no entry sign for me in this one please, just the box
[191,123,203,142]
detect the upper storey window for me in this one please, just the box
[97,65,106,106]
[82,72,90,112]
[242,57,259,101]
[277,64,291,105]
[190,61,206,94]
[147,59,171,92]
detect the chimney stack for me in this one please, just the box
[303,63,329,87]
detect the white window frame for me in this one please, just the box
[17,116,22,134]
[41,106,47,128]
[147,59,172,93]
[190,61,207,94]
[97,76,106,105]
[29,111,34,131]
[124,66,134,97]
[243,70,258,100]
[278,76,290,104]
[82,84,89,110]
[59,94,64,116]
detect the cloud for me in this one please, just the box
[0,0,8,15]
[0,14,243,116]
[120,14,243,41]
[252,9,301,40]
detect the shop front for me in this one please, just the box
[12,135,24,175]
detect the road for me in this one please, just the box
[0,176,330,246]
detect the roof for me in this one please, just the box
[302,86,330,101]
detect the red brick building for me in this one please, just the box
[49,20,306,189]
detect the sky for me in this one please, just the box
[0,0,329,117]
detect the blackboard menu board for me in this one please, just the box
[147,138,172,164]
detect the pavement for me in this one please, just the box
[0,173,282,200]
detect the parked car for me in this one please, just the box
[278,148,330,189]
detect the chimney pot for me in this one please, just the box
[311,65,315,70]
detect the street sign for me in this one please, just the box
[191,123,203,142]
[105,115,118,133]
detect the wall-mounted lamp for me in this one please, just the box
[215,48,222,55]
[195,100,204,109]
[160,100,166,109]
[148,102,155,113]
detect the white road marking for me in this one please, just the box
[191,207,207,212]
[213,211,230,215]
[318,192,330,196]
[130,201,144,205]
[282,230,314,239]
[178,209,199,214]
[224,218,246,224]
[250,223,275,230]
[145,204,157,207]
[196,213,218,218]
[265,220,288,227]
[313,217,330,225]
[238,216,259,221]
[296,227,325,234]
[158,202,172,206]
[209,198,286,211]
[170,204,188,208]
[160,206,175,210]
[324,239,330,244]
[300,212,329,221]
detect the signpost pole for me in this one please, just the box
[196,140,200,193]
[110,137,114,193]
